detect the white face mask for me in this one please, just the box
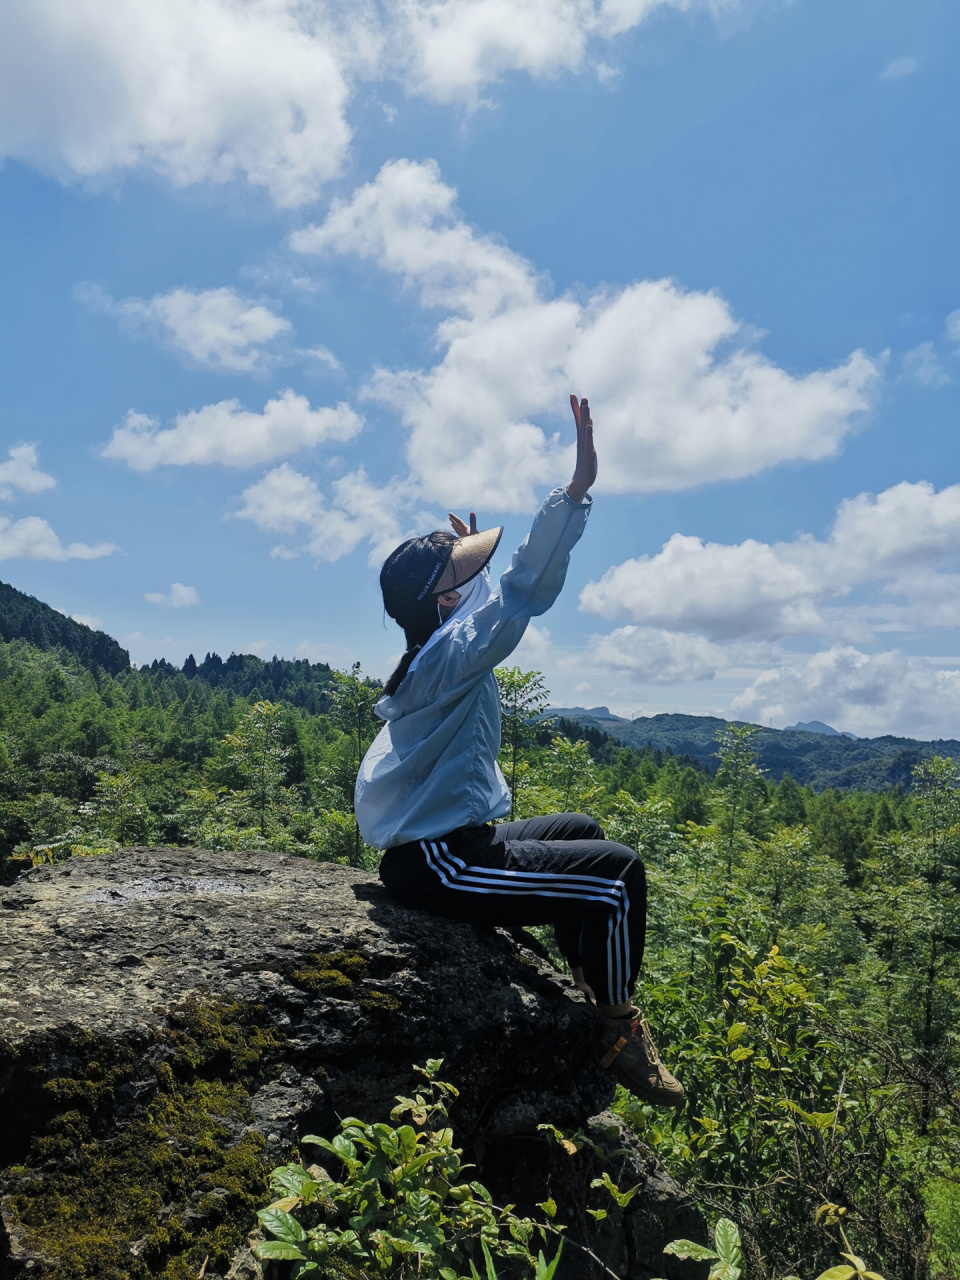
[447,567,492,622]
[405,568,493,677]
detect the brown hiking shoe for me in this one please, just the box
[598,1012,684,1107]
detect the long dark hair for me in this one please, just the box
[381,530,457,697]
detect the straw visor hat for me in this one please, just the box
[415,525,503,600]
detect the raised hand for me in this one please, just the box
[566,395,597,504]
[448,511,479,538]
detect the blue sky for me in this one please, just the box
[1,0,959,737]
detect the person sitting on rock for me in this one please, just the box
[355,395,683,1107]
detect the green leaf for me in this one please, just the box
[537,1197,558,1219]
[255,1240,308,1261]
[841,1254,867,1271]
[535,1242,564,1280]
[663,1239,719,1261]
[712,1263,742,1280]
[257,1207,307,1243]
[814,1269,856,1280]
[726,1022,748,1044]
[713,1219,741,1263]
[586,1209,608,1222]
[481,1238,499,1280]
[729,1046,753,1062]
[268,1194,302,1213]
[396,1124,418,1160]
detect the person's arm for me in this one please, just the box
[564,395,597,505]
[433,396,597,682]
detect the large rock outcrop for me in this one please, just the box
[0,847,706,1280]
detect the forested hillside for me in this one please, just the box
[0,579,129,674]
[2,589,960,1276]
[553,705,960,790]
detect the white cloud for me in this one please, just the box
[0,515,116,561]
[294,638,363,668]
[396,0,744,104]
[0,444,56,500]
[0,1,748,204]
[732,646,960,740]
[102,390,362,470]
[900,341,948,389]
[583,625,731,683]
[71,613,104,629]
[300,345,343,372]
[293,159,879,511]
[144,582,200,608]
[580,480,960,642]
[0,0,357,207]
[512,621,553,667]
[236,462,408,565]
[880,56,918,80]
[81,284,291,372]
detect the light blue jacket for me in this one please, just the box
[355,488,592,849]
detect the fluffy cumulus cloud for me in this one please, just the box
[81,284,291,372]
[732,647,960,741]
[102,390,362,470]
[583,625,733,683]
[0,0,746,205]
[0,0,356,207]
[293,160,879,510]
[144,582,200,607]
[236,463,409,565]
[580,480,960,642]
[0,444,56,500]
[0,515,116,561]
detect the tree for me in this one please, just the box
[771,773,807,827]
[541,735,603,814]
[495,667,550,819]
[328,664,381,865]
[713,724,765,875]
[220,701,291,838]
[672,766,707,827]
[89,771,150,845]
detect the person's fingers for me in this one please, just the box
[449,512,468,536]
[570,393,581,429]
[581,396,591,427]
[469,511,478,535]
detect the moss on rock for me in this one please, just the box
[288,949,367,997]
[1,997,285,1279]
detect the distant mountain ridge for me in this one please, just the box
[3,577,957,792]
[785,719,858,739]
[549,706,960,791]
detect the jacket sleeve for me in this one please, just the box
[430,487,591,688]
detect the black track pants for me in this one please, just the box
[379,813,646,1008]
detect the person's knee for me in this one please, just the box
[608,842,645,891]
[567,812,605,841]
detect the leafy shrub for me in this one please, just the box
[256,1062,564,1279]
